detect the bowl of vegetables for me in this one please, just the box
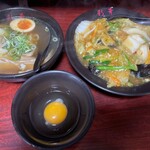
[65,7,150,96]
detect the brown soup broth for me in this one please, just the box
[0,17,50,74]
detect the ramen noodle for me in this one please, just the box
[0,17,50,74]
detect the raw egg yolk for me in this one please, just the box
[44,101,68,125]
[17,19,32,30]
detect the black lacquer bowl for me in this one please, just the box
[11,71,95,149]
[65,7,150,96]
[0,7,63,82]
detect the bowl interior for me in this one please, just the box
[65,7,150,96]
[0,7,64,81]
[11,71,95,149]
[29,86,81,138]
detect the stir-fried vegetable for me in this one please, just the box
[108,21,121,32]
[75,18,150,87]
[96,54,137,71]
[89,60,111,65]
[83,48,109,59]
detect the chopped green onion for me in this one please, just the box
[2,29,35,60]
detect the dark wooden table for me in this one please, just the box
[0,3,150,150]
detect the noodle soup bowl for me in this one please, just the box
[11,70,95,149]
[0,7,63,82]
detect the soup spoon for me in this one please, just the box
[33,27,51,73]
[33,41,51,73]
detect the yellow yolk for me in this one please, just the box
[17,19,32,30]
[43,101,68,125]
[10,18,35,33]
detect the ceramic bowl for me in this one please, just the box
[11,70,95,149]
[0,7,63,82]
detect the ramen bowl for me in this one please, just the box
[0,7,63,82]
[11,70,95,149]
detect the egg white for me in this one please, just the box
[10,18,35,33]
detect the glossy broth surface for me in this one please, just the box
[0,17,50,74]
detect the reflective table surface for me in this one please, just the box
[0,0,150,149]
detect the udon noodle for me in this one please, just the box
[0,17,50,74]
[74,18,150,87]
